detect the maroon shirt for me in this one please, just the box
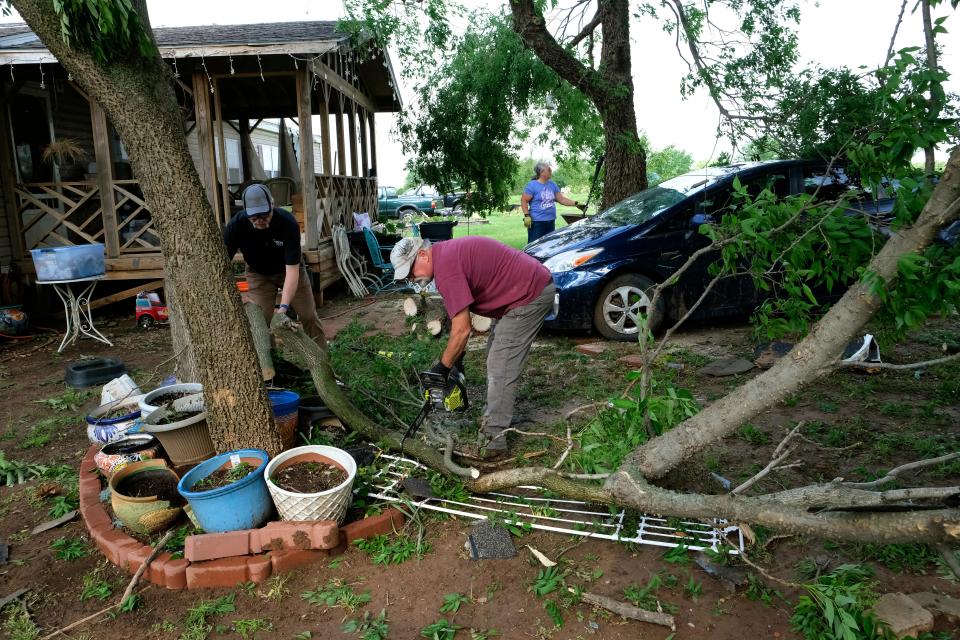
[432,236,552,319]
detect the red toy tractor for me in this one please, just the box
[135,291,169,329]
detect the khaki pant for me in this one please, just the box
[245,265,324,341]
[482,282,555,439]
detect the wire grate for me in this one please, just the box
[366,454,743,553]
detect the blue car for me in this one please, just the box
[525,160,852,341]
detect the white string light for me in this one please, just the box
[229,55,235,75]
[200,49,214,94]
[38,60,44,89]
[171,56,180,79]
[8,63,14,82]
[256,53,264,81]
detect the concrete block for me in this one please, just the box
[872,592,934,639]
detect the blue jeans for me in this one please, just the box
[528,219,555,243]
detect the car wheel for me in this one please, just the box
[593,273,664,341]
[138,315,155,329]
[398,207,417,217]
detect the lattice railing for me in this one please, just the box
[113,180,160,254]
[15,182,105,250]
[314,175,378,238]
[15,180,161,258]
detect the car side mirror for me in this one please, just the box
[690,212,715,229]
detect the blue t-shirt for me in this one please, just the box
[523,180,561,222]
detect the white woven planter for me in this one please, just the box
[264,445,357,524]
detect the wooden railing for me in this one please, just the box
[314,174,378,237]
[14,179,161,258]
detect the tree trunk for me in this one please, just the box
[612,145,960,480]
[12,0,282,454]
[165,276,198,382]
[921,0,939,175]
[510,0,646,209]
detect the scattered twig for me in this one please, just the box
[796,434,863,452]
[551,425,574,470]
[729,541,801,589]
[841,452,960,488]
[935,543,960,580]
[118,529,174,610]
[493,427,568,445]
[732,423,805,495]
[564,401,607,420]
[574,588,675,630]
[840,352,960,370]
[41,587,152,639]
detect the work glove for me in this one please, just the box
[523,215,532,229]
[575,201,588,213]
[429,360,451,381]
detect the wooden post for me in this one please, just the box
[359,106,369,178]
[90,102,120,258]
[239,119,251,182]
[0,87,25,259]
[192,71,218,218]
[335,104,346,176]
[368,112,377,177]
[317,85,333,175]
[348,101,359,177]
[297,68,319,250]
[212,76,231,226]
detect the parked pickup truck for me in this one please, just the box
[377,186,438,219]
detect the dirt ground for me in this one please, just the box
[0,296,958,639]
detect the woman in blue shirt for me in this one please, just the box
[520,162,584,243]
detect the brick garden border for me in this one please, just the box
[78,445,405,589]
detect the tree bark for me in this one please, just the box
[612,145,960,480]
[165,276,198,382]
[12,0,282,454]
[510,0,646,208]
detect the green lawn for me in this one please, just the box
[453,193,590,249]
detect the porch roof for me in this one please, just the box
[0,20,401,111]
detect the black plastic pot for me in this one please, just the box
[65,357,126,388]
[298,395,334,428]
[419,220,457,241]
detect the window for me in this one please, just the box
[225,138,242,183]
[255,143,279,179]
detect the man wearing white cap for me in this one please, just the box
[223,183,323,340]
[391,235,555,456]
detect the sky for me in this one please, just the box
[2,0,957,186]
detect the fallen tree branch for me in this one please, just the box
[732,423,804,495]
[119,529,174,610]
[272,318,960,544]
[935,543,960,580]
[574,588,675,630]
[841,452,960,488]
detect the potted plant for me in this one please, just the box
[177,449,273,533]
[110,459,183,534]
[138,382,202,418]
[268,389,300,450]
[264,445,357,524]
[94,433,162,477]
[142,396,214,468]
[418,216,458,241]
[41,138,87,181]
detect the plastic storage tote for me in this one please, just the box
[30,243,106,281]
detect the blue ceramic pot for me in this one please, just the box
[177,449,273,533]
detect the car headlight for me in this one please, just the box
[543,248,604,273]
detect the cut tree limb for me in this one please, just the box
[470,313,492,333]
[244,302,275,380]
[574,588,675,630]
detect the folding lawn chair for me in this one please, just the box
[361,227,409,294]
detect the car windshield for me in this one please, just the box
[592,167,737,226]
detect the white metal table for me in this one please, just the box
[37,275,113,353]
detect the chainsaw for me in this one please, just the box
[401,368,468,450]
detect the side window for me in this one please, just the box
[649,203,695,234]
[802,165,863,202]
